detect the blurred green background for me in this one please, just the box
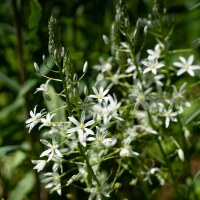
[0,0,200,199]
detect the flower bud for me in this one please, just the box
[83,61,88,73]
[34,62,40,72]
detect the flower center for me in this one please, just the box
[149,62,156,69]
[138,95,145,101]
[79,123,85,129]
[51,145,56,151]
[97,93,104,100]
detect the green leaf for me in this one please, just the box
[44,84,66,122]
[28,0,42,33]
[185,108,200,125]
[0,79,37,120]
[0,72,20,92]
[0,145,19,157]
[8,171,35,200]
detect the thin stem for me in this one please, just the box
[78,143,100,186]
[156,135,181,198]
[57,60,72,116]
[12,1,41,199]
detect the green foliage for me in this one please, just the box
[8,171,35,200]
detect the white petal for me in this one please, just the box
[177,68,186,76]
[85,128,94,135]
[68,117,80,126]
[55,149,63,157]
[165,117,170,128]
[67,127,78,134]
[152,68,157,74]
[40,139,52,147]
[92,87,98,95]
[179,56,186,64]
[173,62,183,68]
[85,120,95,127]
[40,149,51,157]
[143,68,151,74]
[188,55,194,65]
[187,69,194,76]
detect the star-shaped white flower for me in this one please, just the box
[147,44,162,60]
[89,87,109,103]
[40,138,62,162]
[67,112,95,146]
[32,160,47,172]
[39,113,56,129]
[26,106,46,132]
[34,80,50,94]
[142,58,164,75]
[173,55,200,76]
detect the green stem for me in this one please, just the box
[156,135,181,199]
[78,143,100,186]
[57,62,72,116]
[78,143,106,200]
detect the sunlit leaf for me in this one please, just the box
[0,145,19,157]
[8,171,35,200]
[28,0,42,38]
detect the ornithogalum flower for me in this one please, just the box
[67,112,95,146]
[89,87,109,103]
[26,105,46,132]
[40,138,62,162]
[173,55,200,76]
[142,57,164,75]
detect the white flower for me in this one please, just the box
[126,58,136,73]
[130,83,152,109]
[89,87,109,103]
[154,74,165,87]
[120,138,139,158]
[26,105,46,132]
[42,172,61,195]
[88,181,110,200]
[143,167,164,185]
[92,103,110,124]
[40,138,62,162]
[172,83,191,108]
[142,57,164,75]
[52,156,63,173]
[119,147,139,157]
[93,57,112,72]
[39,113,56,129]
[34,80,50,94]
[147,44,162,60]
[67,112,95,146]
[87,126,117,147]
[159,105,178,128]
[32,160,47,172]
[164,109,177,128]
[173,55,200,76]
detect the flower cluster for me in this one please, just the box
[27,2,200,199]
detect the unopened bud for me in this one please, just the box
[73,73,78,82]
[42,55,46,62]
[177,149,184,161]
[43,93,51,101]
[34,62,39,72]
[61,47,65,57]
[83,61,88,73]
[54,49,57,58]
[84,86,88,96]
[102,34,109,45]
